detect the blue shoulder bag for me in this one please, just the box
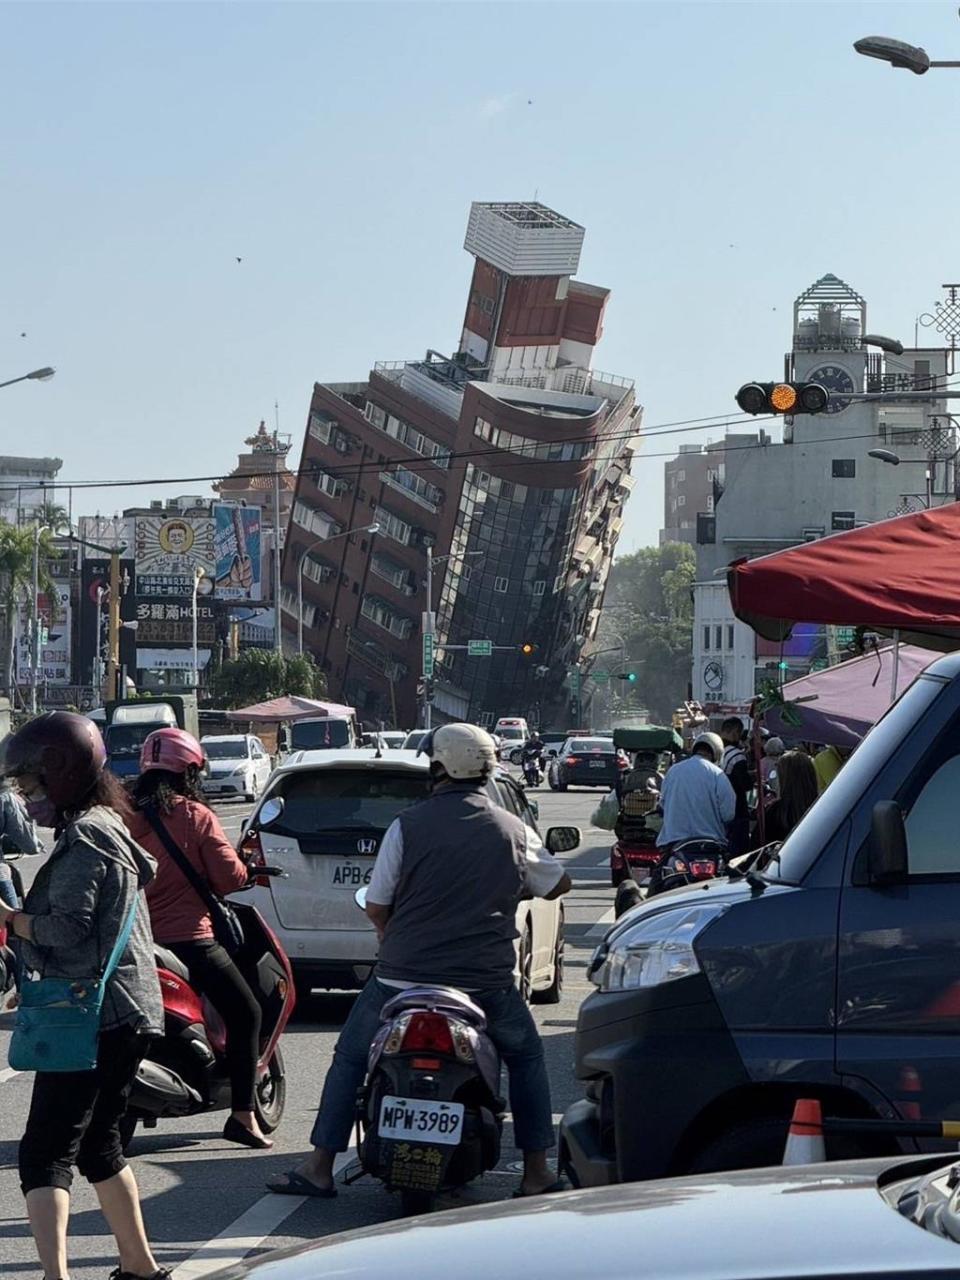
[8,893,139,1073]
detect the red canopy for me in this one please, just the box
[226,695,356,723]
[727,503,960,651]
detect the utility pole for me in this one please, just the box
[30,524,41,715]
[422,545,434,730]
[106,547,121,702]
[273,405,285,656]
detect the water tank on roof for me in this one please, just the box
[841,317,861,344]
[797,320,819,349]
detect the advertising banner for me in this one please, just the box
[135,515,214,597]
[78,559,137,686]
[214,504,262,601]
[16,582,72,686]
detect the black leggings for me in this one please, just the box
[168,939,262,1113]
[20,1026,149,1193]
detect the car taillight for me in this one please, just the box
[401,1012,454,1056]
[565,756,579,766]
[239,829,270,888]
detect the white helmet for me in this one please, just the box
[692,731,724,764]
[764,736,785,758]
[423,723,497,780]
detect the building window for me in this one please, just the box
[478,711,494,727]
[553,574,566,594]
[832,459,856,478]
[677,495,686,507]
[533,580,546,596]
[703,626,711,651]
[493,576,509,593]
[714,625,723,650]
[726,624,734,649]
[832,510,856,531]
[677,469,686,482]
[373,505,412,547]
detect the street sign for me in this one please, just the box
[591,670,610,683]
[422,632,435,678]
[467,639,493,657]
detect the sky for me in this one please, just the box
[2,0,960,551]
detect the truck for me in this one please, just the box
[277,713,359,757]
[103,695,200,782]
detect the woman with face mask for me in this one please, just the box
[0,712,167,1280]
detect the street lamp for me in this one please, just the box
[0,367,55,391]
[862,334,905,356]
[854,35,960,74]
[30,523,50,715]
[868,448,932,508]
[191,566,206,691]
[421,547,484,730]
[297,522,379,655]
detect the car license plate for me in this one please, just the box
[378,1096,464,1145]
[589,760,606,769]
[330,862,373,887]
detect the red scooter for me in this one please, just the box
[122,876,295,1149]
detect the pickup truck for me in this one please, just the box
[103,695,199,782]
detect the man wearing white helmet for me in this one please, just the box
[656,731,736,852]
[269,722,572,1202]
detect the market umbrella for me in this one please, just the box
[225,695,356,723]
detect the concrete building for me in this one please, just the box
[282,200,641,729]
[661,436,758,546]
[692,273,954,707]
[0,455,63,524]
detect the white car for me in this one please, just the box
[201,734,273,802]
[237,749,574,1001]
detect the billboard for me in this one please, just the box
[78,559,137,686]
[16,581,72,686]
[214,504,262,601]
[135,515,214,597]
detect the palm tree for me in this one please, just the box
[0,523,56,700]
[38,501,70,535]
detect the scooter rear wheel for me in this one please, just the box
[400,1190,435,1216]
[254,1046,286,1133]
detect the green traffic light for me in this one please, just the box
[628,672,637,682]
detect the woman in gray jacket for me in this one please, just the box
[0,712,166,1280]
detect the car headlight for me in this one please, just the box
[591,902,727,992]
[231,766,247,777]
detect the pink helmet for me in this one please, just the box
[139,727,206,775]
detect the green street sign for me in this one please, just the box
[591,670,610,683]
[423,632,435,678]
[467,639,493,657]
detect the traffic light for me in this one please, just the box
[617,672,638,682]
[735,382,830,416]
[519,642,539,657]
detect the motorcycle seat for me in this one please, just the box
[380,985,488,1029]
[155,946,190,981]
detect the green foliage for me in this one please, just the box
[602,542,695,722]
[208,649,327,708]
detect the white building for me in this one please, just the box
[691,274,953,707]
[0,455,63,524]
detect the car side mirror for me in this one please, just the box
[869,800,908,885]
[257,796,285,829]
[546,825,580,854]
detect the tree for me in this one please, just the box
[0,523,56,699]
[38,502,70,534]
[208,649,328,708]
[600,542,695,722]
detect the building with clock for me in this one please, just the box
[690,272,955,708]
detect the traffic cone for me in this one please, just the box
[897,1066,923,1121]
[782,1098,825,1166]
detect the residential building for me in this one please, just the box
[692,273,954,706]
[661,435,758,546]
[0,455,63,524]
[282,200,641,728]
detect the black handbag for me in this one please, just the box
[143,806,245,956]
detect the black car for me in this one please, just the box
[548,737,622,791]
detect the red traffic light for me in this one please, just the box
[736,382,830,416]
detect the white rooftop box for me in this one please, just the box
[464,202,584,278]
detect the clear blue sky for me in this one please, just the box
[2,0,957,550]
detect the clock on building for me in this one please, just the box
[807,364,856,414]
[703,660,724,693]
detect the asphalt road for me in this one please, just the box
[0,779,617,1278]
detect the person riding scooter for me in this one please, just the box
[651,732,734,894]
[519,732,545,786]
[268,722,572,1201]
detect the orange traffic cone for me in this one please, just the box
[897,1066,923,1121]
[783,1098,826,1166]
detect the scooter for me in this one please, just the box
[521,755,543,789]
[0,840,27,995]
[613,838,728,918]
[123,869,295,1149]
[352,887,505,1215]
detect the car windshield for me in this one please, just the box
[402,731,429,751]
[104,724,154,757]
[290,720,351,750]
[204,741,247,760]
[269,769,429,833]
[568,739,613,753]
[499,727,524,740]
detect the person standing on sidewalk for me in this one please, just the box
[0,712,167,1280]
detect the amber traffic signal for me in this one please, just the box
[519,642,539,656]
[736,381,830,416]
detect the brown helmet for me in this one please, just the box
[3,711,106,811]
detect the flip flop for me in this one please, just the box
[267,1170,338,1199]
[512,1178,567,1199]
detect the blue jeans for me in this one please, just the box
[311,978,556,1154]
[0,867,17,910]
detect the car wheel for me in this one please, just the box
[518,922,533,1003]
[689,1111,877,1175]
[509,749,522,765]
[254,1046,286,1133]
[531,912,563,1005]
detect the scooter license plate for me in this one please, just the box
[378,1095,465,1145]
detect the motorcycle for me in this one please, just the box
[521,755,543,789]
[123,866,295,1150]
[352,887,505,1215]
[614,838,728,918]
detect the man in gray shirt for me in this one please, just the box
[269,723,571,1201]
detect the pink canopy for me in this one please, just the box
[226,695,356,723]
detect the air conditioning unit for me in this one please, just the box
[150,500,163,511]
[334,436,352,455]
[802,527,825,542]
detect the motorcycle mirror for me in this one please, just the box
[257,796,284,828]
[354,886,368,911]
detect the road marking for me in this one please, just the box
[586,907,615,938]
[171,1150,354,1279]
[0,1067,20,1085]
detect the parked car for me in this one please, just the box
[548,737,624,791]
[215,1152,960,1280]
[561,652,960,1188]
[379,731,407,750]
[238,749,570,1001]
[401,729,431,752]
[200,734,272,802]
